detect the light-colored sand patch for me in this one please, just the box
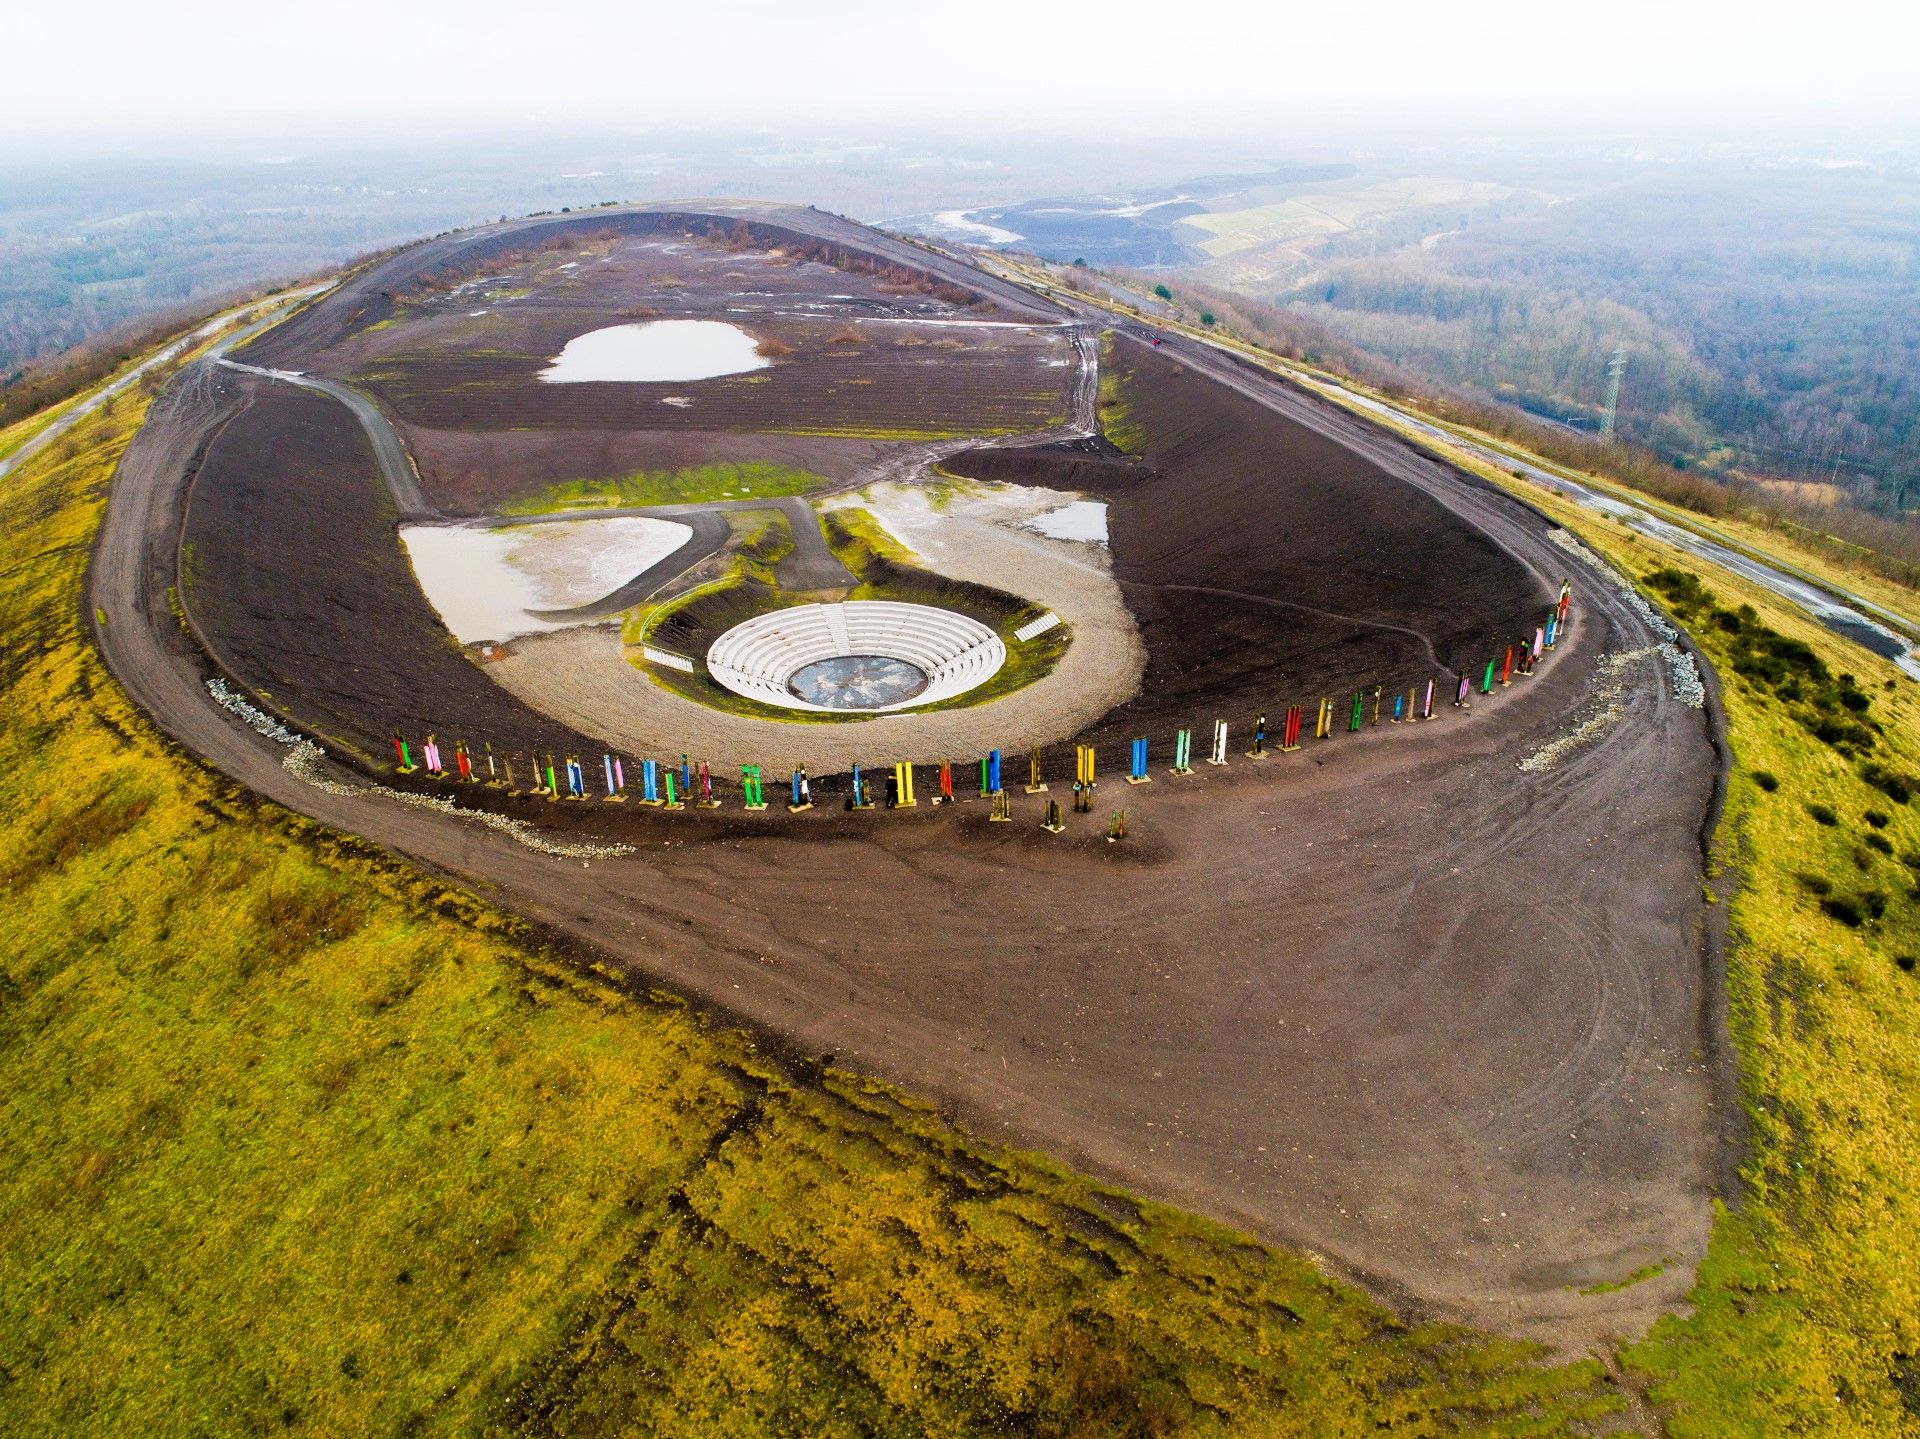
[401,517,691,645]
[541,319,770,383]
[481,479,1144,771]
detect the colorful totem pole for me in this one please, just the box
[1043,798,1065,833]
[742,764,767,812]
[1247,712,1267,758]
[544,753,560,801]
[1390,691,1405,723]
[1481,658,1497,695]
[987,749,1003,797]
[892,761,916,808]
[789,766,813,812]
[936,760,955,805]
[1501,646,1514,686]
[696,760,719,809]
[1171,727,1194,775]
[501,750,519,792]
[1280,703,1302,751]
[1348,692,1364,732]
[1026,745,1048,794]
[484,741,501,786]
[455,740,474,782]
[850,764,874,810]
[392,732,417,774]
[1128,737,1151,784]
[604,753,626,802]
[1421,678,1436,720]
[1372,685,1383,726]
[1453,673,1471,709]
[423,734,445,776]
[1074,744,1096,813]
[1208,719,1229,766]
[1315,698,1332,740]
[662,768,684,811]
[989,791,1013,822]
[1106,810,1127,844]
[566,754,587,800]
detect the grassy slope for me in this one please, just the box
[0,378,1619,1431]
[1487,483,1920,1434]
[499,462,833,515]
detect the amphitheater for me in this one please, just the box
[704,601,1007,713]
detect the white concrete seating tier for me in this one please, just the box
[706,601,1007,712]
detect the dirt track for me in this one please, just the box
[90,204,1732,1355]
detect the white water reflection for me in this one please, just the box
[540,320,770,383]
[400,517,691,644]
[1027,499,1109,545]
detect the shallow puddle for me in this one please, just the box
[1026,499,1109,545]
[540,319,770,383]
[400,517,692,644]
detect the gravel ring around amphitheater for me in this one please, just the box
[482,481,1145,772]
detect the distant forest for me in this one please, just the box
[1277,165,1920,518]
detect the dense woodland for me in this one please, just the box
[1278,164,1920,518]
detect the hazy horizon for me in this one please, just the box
[8,0,1920,142]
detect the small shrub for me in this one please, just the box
[753,337,793,358]
[1865,834,1894,856]
[1897,955,1916,973]
[1821,895,1867,927]
[1865,810,1889,828]
[1862,763,1915,804]
[1153,283,1173,301]
[1797,873,1833,896]
[1752,770,1780,792]
[1199,311,1216,327]
[1807,803,1838,826]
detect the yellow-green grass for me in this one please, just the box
[499,462,834,515]
[1097,331,1148,454]
[1499,483,1920,1434]
[0,368,1620,1432]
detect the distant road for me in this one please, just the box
[0,286,329,487]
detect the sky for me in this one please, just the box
[6,0,1920,136]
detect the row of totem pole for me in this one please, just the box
[390,588,1572,844]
